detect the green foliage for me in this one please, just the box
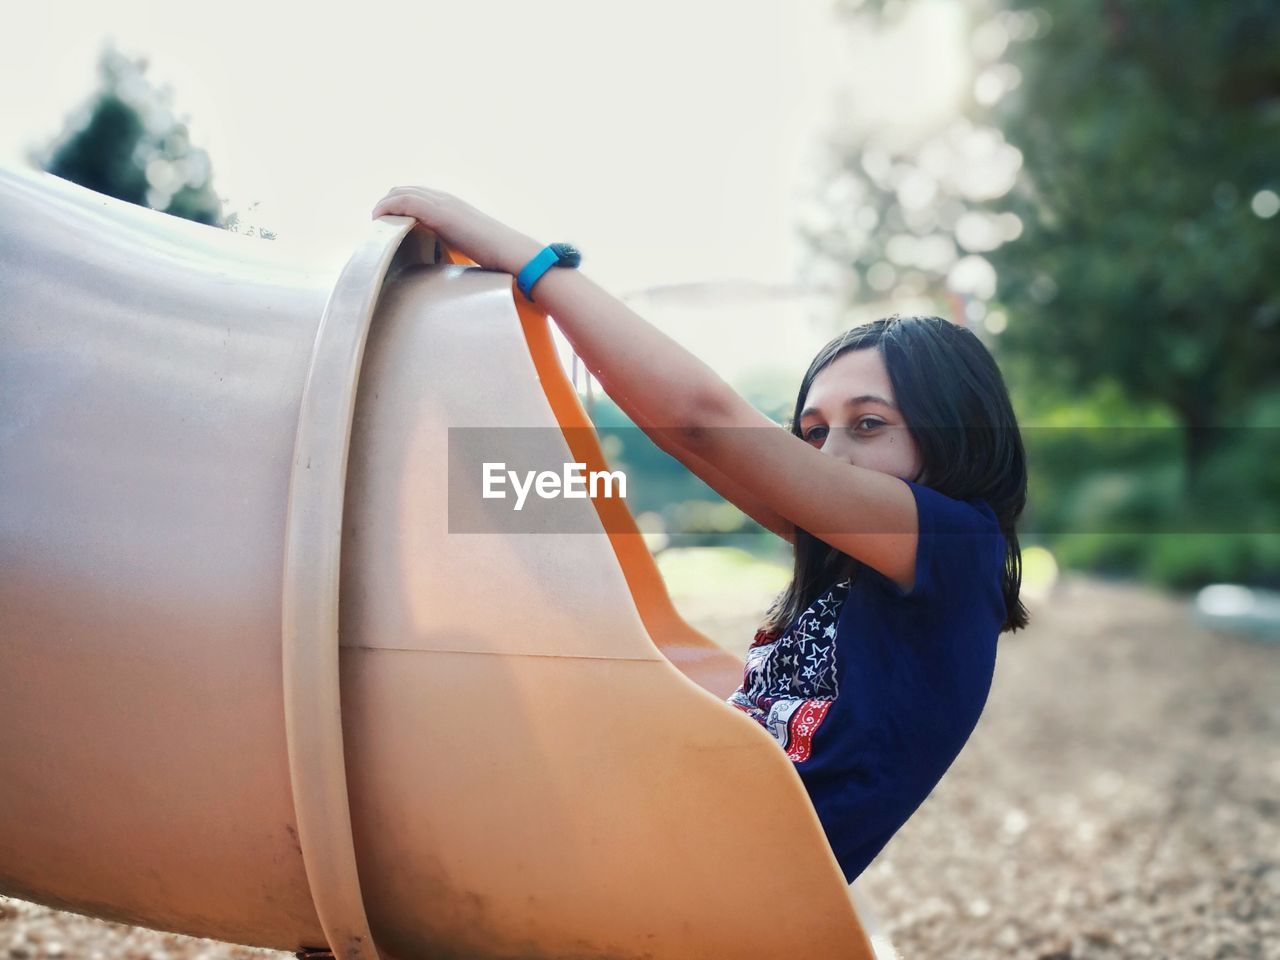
[30,41,274,238]
[1052,533,1280,592]
[809,0,1280,490]
[990,0,1280,477]
[807,0,1280,589]
[1020,381,1181,536]
[1038,387,1280,589]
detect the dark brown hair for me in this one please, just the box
[760,315,1030,636]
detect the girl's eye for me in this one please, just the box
[803,419,883,442]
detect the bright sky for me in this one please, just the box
[3,0,968,397]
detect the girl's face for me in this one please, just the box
[798,347,923,483]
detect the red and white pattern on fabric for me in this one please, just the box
[784,698,833,762]
[726,578,851,761]
[749,627,781,649]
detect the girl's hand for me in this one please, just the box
[370,186,543,276]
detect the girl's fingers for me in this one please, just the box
[371,185,452,221]
[370,196,424,220]
[384,186,447,206]
[371,197,404,215]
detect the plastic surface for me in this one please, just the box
[0,165,876,960]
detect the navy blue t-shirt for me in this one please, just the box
[726,478,1006,883]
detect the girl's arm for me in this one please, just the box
[519,267,798,545]
[369,187,917,590]
[518,258,796,542]
[372,188,725,431]
[639,420,796,544]
[491,240,795,542]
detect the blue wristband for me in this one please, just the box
[517,243,582,302]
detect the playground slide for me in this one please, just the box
[0,165,879,960]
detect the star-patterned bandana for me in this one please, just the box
[726,578,852,761]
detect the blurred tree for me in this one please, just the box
[814,0,1280,485]
[991,0,1280,485]
[28,41,275,239]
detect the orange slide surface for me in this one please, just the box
[0,165,878,960]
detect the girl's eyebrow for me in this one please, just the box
[800,394,898,419]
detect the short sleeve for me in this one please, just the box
[869,478,1004,603]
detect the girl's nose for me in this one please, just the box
[820,430,854,462]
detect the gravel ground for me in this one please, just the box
[846,574,1280,960]
[3,573,1277,959]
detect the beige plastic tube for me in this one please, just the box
[0,165,877,960]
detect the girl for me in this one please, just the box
[370,186,1030,884]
